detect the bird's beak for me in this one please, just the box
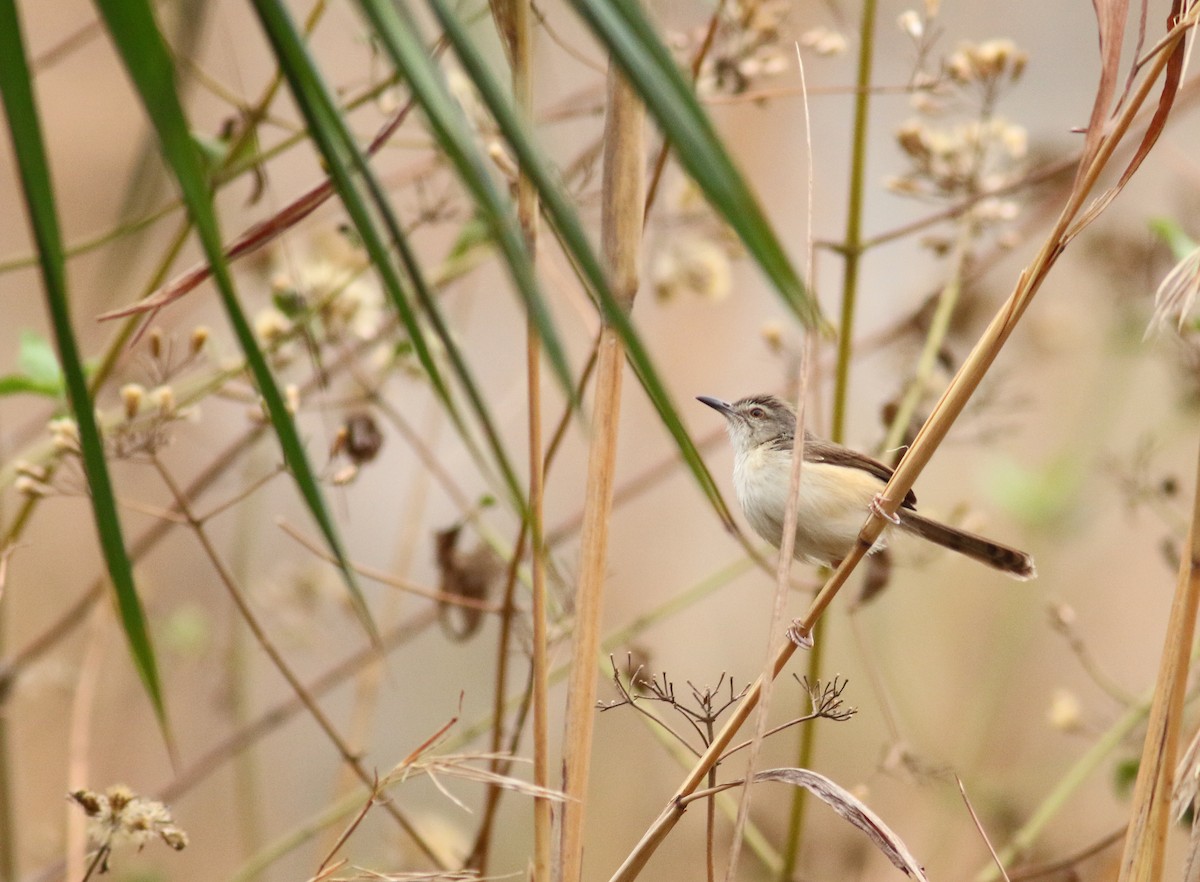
[696,395,733,417]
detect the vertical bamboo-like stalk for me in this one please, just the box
[1116,438,1200,881]
[558,65,643,882]
[508,0,553,876]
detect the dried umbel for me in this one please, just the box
[670,0,792,97]
[945,38,1028,90]
[69,785,187,877]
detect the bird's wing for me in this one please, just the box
[806,442,918,509]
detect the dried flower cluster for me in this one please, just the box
[255,228,386,358]
[650,181,742,303]
[670,0,791,97]
[69,785,187,874]
[890,116,1027,202]
[944,39,1028,99]
[105,326,208,460]
[887,23,1031,249]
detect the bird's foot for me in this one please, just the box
[787,621,814,648]
[869,494,901,525]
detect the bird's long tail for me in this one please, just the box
[897,510,1036,580]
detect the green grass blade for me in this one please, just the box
[350,0,576,408]
[571,0,822,328]
[247,0,529,516]
[422,0,736,526]
[90,0,380,643]
[0,0,168,730]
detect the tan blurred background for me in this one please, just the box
[2,0,1200,880]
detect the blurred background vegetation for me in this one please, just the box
[2,0,1200,880]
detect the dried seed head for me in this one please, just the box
[147,328,165,360]
[652,235,732,302]
[760,319,785,352]
[254,308,291,345]
[897,10,923,39]
[190,326,209,355]
[332,464,359,485]
[1047,689,1083,733]
[1049,601,1077,631]
[151,386,175,416]
[120,384,145,421]
[16,460,48,481]
[15,476,50,498]
[69,785,188,854]
[49,417,79,452]
[945,39,1028,86]
[800,26,847,56]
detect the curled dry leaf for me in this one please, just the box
[752,768,928,880]
[434,525,501,640]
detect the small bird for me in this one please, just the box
[698,394,1035,580]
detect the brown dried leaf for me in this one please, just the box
[435,526,501,640]
[1111,0,1185,191]
[1076,0,1132,180]
[752,768,928,880]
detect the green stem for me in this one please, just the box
[781,0,878,877]
[829,0,879,440]
[881,216,976,458]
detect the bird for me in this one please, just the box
[698,394,1035,580]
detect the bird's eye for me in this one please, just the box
[749,407,765,419]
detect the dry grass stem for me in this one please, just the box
[151,457,444,866]
[277,518,501,612]
[558,60,644,882]
[1116,436,1200,880]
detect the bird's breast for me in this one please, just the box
[733,449,890,564]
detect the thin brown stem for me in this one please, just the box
[150,456,445,868]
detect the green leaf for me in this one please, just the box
[416,0,736,526]
[0,0,169,732]
[18,329,64,389]
[0,374,61,397]
[1149,217,1198,261]
[350,0,577,407]
[570,0,822,329]
[247,0,529,519]
[91,0,381,645]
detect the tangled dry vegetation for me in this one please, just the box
[2,0,1200,881]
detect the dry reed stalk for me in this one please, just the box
[504,0,554,874]
[608,7,1197,879]
[1116,438,1200,881]
[558,65,643,882]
